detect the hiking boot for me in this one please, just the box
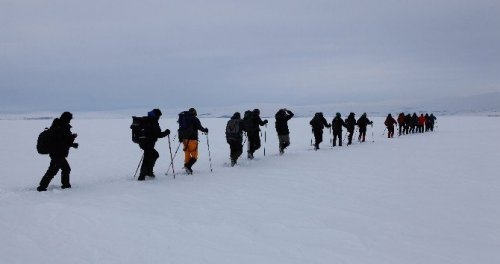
[230,159,237,167]
[247,152,254,159]
[137,174,146,181]
[147,173,156,178]
[61,184,71,189]
[37,186,47,192]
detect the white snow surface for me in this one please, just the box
[0,116,499,264]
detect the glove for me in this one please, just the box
[203,128,209,134]
[164,129,170,135]
[72,133,78,139]
[72,143,79,149]
[264,120,269,124]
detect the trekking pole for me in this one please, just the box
[310,130,314,146]
[382,128,386,136]
[264,124,267,156]
[329,127,333,148]
[166,141,181,176]
[133,153,144,180]
[167,134,176,179]
[206,133,213,173]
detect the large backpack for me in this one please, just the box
[36,127,54,155]
[226,119,241,143]
[177,111,195,142]
[130,116,147,144]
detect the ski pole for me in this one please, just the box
[133,153,144,180]
[206,133,213,173]
[166,141,181,175]
[382,128,386,136]
[167,134,176,179]
[264,124,267,156]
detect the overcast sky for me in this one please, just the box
[1,0,499,112]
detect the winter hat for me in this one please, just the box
[60,112,73,122]
[189,108,197,116]
[253,109,260,115]
[233,112,241,119]
[336,112,341,117]
[148,108,162,117]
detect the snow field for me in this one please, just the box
[0,116,499,264]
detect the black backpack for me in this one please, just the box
[130,116,147,144]
[226,119,240,143]
[36,127,54,155]
[177,111,195,142]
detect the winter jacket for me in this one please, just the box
[226,114,244,143]
[345,114,356,132]
[331,116,347,132]
[356,115,373,130]
[275,109,294,135]
[310,113,330,131]
[246,114,267,134]
[49,118,76,158]
[384,116,397,128]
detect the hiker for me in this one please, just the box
[418,114,426,133]
[136,109,170,181]
[309,112,331,150]
[331,112,347,147]
[178,108,208,174]
[344,112,356,145]
[429,113,437,131]
[37,112,79,191]
[244,109,268,159]
[424,113,431,132]
[226,112,245,166]
[275,108,294,154]
[404,114,411,134]
[411,113,418,133]
[356,113,373,142]
[384,113,397,138]
[397,112,405,136]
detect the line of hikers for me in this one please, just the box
[35,109,435,191]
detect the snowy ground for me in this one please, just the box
[0,116,499,264]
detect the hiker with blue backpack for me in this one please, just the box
[178,108,208,174]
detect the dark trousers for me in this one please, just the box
[333,131,342,146]
[247,132,261,154]
[388,126,395,138]
[229,141,243,162]
[347,129,354,145]
[313,130,323,148]
[39,156,71,188]
[358,128,367,142]
[140,143,159,177]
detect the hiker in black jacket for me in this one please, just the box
[345,112,356,145]
[356,113,373,142]
[245,109,268,159]
[309,112,331,150]
[331,112,347,147]
[275,109,294,154]
[37,112,78,191]
[226,112,245,166]
[137,109,170,181]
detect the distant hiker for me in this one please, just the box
[37,112,78,191]
[134,109,170,181]
[275,108,294,154]
[418,114,426,133]
[429,113,437,131]
[424,113,431,132]
[411,113,418,133]
[226,112,245,166]
[384,113,397,138]
[309,112,331,150]
[178,108,208,174]
[404,114,411,134]
[356,113,373,142]
[331,112,347,146]
[397,112,405,136]
[244,109,268,159]
[345,112,356,145]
